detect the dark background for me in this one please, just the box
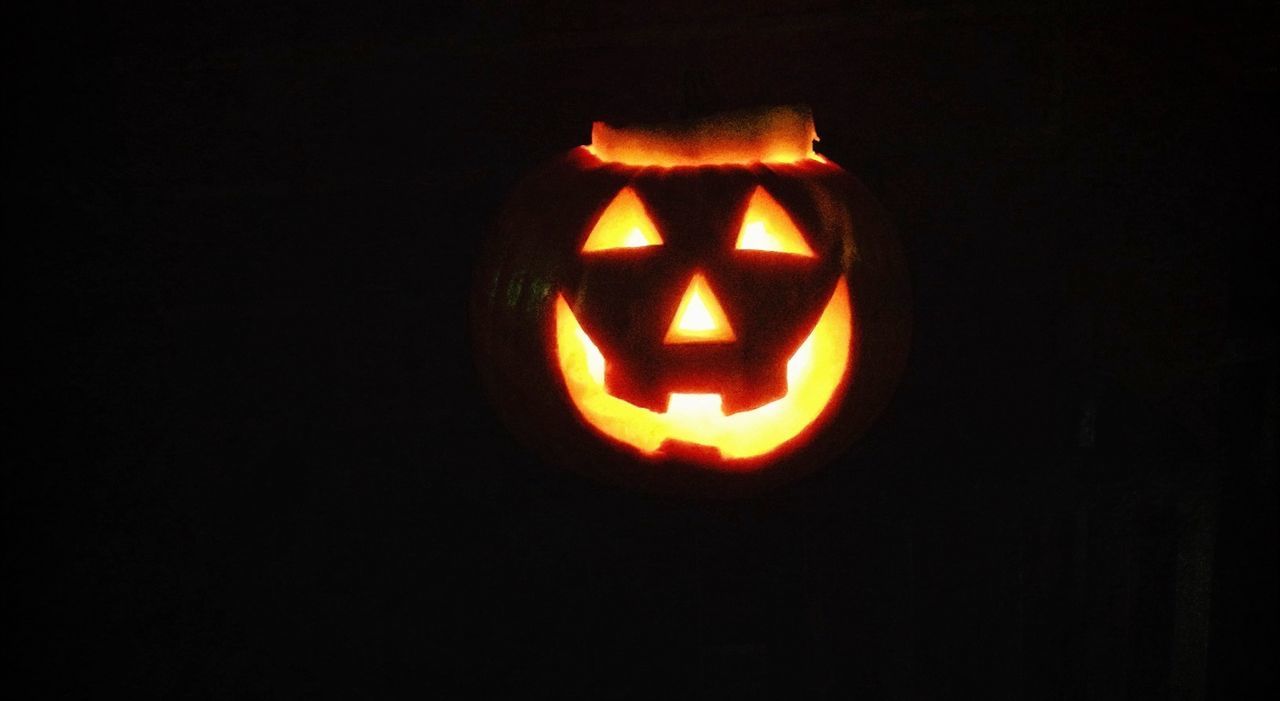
[12,1,1277,697]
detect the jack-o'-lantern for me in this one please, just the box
[471,106,910,495]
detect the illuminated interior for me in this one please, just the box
[554,278,852,463]
[581,187,664,252]
[664,273,736,344]
[735,186,816,256]
[586,105,822,167]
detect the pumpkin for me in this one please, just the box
[471,106,910,495]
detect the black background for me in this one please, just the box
[12,1,1277,697]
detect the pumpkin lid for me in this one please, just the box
[587,105,821,168]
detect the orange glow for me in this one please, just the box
[664,273,736,344]
[586,105,821,167]
[581,187,664,252]
[554,278,852,464]
[735,186,815,256]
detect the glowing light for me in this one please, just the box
[738,222,774,251]
[665,274,735,344]
[679,291,715,331]
[554,278,853,465]
[582,187,663,252]
[586,105,823,167]
[622,228,651,248]
[735,187,815,256]
[668,393,723,420]
[574,323,606,385]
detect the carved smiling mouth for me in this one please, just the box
[554,279,853,464]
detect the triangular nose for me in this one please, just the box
[664,273,736,344]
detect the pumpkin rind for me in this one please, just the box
[471,142,910,497]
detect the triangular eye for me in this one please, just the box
[734,186,815,257]
[581,187,664,252]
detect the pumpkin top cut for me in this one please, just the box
[586,104,822,168]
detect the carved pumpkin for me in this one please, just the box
[471,106,910,495]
